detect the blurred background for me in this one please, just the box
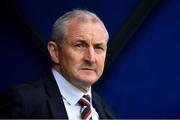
[1,0,180,118]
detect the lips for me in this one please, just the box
[80,67,95,71]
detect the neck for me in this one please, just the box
[77,85,90,93]
[52,67,91,93]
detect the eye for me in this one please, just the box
[95,45,106,51]
[75,43,85,48]
[97,46,104,50]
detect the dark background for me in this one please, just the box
[1,0,180,118]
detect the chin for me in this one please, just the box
[79,76,98,85]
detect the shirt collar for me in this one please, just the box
[52,68,91,106]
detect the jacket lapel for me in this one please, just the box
[92,92,107,119]
[92,91,116,119]
[48,97,67,118]
[43,72,68,119]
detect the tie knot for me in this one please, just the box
[79,95,91,107]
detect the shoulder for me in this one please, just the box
[0,77,45,106]
[0,72,53,104]
[0,73,54,118]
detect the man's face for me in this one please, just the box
[57,19,107,90]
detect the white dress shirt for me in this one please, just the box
[52,68,99,120]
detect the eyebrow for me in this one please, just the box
[75,39,106,45]
[75,39,87,43]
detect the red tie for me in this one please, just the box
[79,95,93,120]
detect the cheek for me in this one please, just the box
[59,52,75,69]
[66,53,83,69]
[97,56,106,71]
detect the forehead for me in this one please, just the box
[66,19,108,44]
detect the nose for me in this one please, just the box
[84,46,96,62]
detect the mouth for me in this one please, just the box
[80,68,95,71]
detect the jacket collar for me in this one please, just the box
[42,71,68,119]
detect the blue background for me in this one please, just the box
[1,0,180,118]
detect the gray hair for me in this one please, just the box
[51,9,109,45]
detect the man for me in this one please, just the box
[0,9,116,119]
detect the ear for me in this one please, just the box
[47,41,60,64]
